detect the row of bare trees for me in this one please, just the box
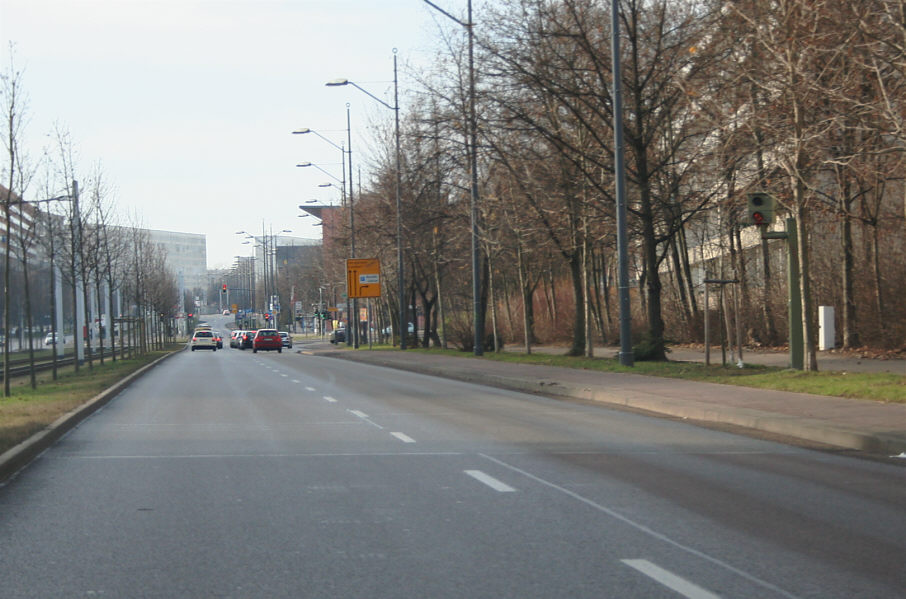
[2,53,180,395]
[327,0,904,366]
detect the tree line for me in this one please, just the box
[323,0,905,368]
[2,55,180,396]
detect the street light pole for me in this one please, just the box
[423,0,482,355]
[346,104,357,348]
[293,127,347,206]
[327,54,404,349]
[610,0,634,366]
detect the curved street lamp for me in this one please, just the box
[328,51,405,349]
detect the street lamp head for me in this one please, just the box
[326,78,349,87]
[305,199,319,203]
[292,128,312,134]
[296,162,312,168]
[318,183,332,188]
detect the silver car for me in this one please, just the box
[279,332,293,348]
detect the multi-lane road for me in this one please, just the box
[1,318,903,597]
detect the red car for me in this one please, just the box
[253,329,282,353]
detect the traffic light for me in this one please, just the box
[746,192,776,226]
[221,283,227,293]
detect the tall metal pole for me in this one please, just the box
[394,51,406,351]
[611,0,634,366]
[422,0,481,355]
[466,0,482,356]
[73,180,85,366]
[347,104,357,348]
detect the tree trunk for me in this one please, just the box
[517,243,534,353]
[794,201,818,371]
[840,191,859,348]
[567,252,586,357]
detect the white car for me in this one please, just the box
[190,329,217,351]
[43,332,64,345]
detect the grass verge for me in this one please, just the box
[0,349,177,456]
[366,345,905,404]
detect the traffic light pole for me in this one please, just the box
[763,217,803,370]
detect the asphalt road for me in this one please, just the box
[0,334,903,597]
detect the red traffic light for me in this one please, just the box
[752,211,766,225]
[222,283,227,291]
[188,313,193,318]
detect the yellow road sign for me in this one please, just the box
[346,258,381,298]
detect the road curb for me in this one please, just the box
[323,351,906,456]
[0,351,181,485]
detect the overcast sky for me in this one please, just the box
[1,0,455,269]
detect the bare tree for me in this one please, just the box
[1,47,29,394]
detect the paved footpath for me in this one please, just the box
[510,344,906,374]
[313,346,906,460]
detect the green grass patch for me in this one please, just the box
[0,349,177,455]
[399,347,906,404]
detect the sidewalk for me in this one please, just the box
[508,344,906,375]
[311,345,906,458]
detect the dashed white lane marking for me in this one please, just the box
[292,379,301,384]
[464,470,516,493]
[323,396,337,403]
[280,373,288,377]
[621,560,720,599]
[346,409,384,429]
[390,432,416,444]
[305,386,316,392]
[479,453,799,599]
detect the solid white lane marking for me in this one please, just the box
[323,396,337,403]
[621,560,720,599]
[479,454,800,599]
[391,432,416,444]
[349,410,369,419]
[464,470,516,493]
[305,386,316,392]
[60,451,464,460]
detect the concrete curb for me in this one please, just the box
[0,351,181,484]
[324,352,906,456]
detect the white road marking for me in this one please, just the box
[280,373,288,377]
[479,453,800,599]
[346,409,384,430]
[291,379,300,384]
[621,560,720,599]
[464,470,516,493]
[305,386,316,392]
[391,432,416,443]
[323,396,337,403]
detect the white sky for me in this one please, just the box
[1,0,452,269]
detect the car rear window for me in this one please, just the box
[195,331,212,337]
